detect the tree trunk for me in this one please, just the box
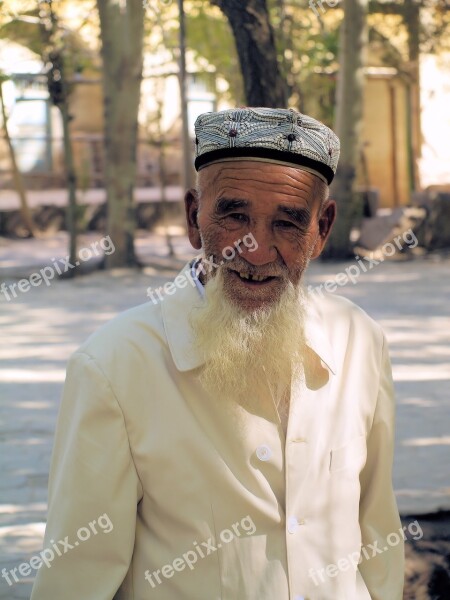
[211,0,287,107]
[46,50,79,272]
[155,78,175,258]
[404,0,421,192]
[60,101,78,273]
[322,0,368,260]
[39,3,79,267]
[97,0,145,268]
[178,0,195,191]
[0,80,36,237]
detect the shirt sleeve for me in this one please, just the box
[357,332,405,599]
[30,351,143,600]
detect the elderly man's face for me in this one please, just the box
[185,161,336,311]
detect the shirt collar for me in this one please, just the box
[190,257,205,298]
[162,261,336,375]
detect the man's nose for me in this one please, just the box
[239,226,278,266]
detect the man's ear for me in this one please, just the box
[184,188,202,250]
[310,199,336,259]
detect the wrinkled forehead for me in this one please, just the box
[196,160,325,209]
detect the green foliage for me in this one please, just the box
[186,1,244,103]
[420,1,450,54]
[144,0,244,104]
[267,1,340,122]
[0,2,97,76]
[0,9,44,55]
[2,0,449,126]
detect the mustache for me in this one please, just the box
[221,258,289,279]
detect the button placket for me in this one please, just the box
[285,374,309,598]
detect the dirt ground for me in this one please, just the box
[403,512,450,599]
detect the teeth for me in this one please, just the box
[238,272,269,282]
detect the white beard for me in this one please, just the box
[189,267,308,415]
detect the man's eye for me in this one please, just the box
[275,220,297,229]
[226,213,248,222]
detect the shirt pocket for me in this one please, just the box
[329,434,367,473]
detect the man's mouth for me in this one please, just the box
[229,269,277,285]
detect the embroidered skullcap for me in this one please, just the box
[194,107,340,185]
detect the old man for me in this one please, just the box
[30,108,404,599]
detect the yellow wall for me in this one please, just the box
[360,77,410,208]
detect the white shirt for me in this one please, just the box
[31,262,404,600]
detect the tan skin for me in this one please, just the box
[185,160,336,311]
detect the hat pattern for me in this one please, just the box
[194,107,340,184]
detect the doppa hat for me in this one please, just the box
[194,107,340,185]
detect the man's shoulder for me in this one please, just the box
[309,292,384,344]
[75,300,166,367]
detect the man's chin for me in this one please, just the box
[225,294,278,314]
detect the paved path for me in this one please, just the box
[0,187,184,210]
[1,233,449,598]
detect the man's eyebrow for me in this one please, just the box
[214,198,311,225]
[215,197,250,214]
[277,205,311,225]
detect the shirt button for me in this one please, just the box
[256,444,272,461]
[287,516,299,533]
